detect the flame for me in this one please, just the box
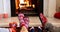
[19,0,35,8]
[19,0,25,8]
[19,0,24,4]
[32,4,35,8]
[26,1,29,7]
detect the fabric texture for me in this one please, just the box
[0,28,9,32]
[54,12,60,19]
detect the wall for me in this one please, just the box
[48,0,56,17]
[43,0,49,17]
[56,0,60,12]
[44,0,56,17]
[0,0,11,17]
[0,0,4,14]
[3,0,11,17]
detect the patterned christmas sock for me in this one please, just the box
[18,13,25,27]
[23,17,29,29]
[18,13,24,20]
[9,22,17,32]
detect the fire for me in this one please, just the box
[32,4,35,8]
[19,0,30,7]
[19,0,35,8]
[19,0,24,4]
[26,1,29,7]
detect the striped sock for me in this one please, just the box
[24,17,29,29]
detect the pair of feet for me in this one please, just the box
[18,13,29,29]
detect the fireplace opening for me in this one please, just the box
[10,0,43,17]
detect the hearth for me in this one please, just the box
[10,0,43,17]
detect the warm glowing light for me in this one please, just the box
[19,5,23,8]
[24,2,27,4]
[19,4,25,8]
[20,0,24,4]
[26,1,29,7]
[32,4,35,8]
[19,0,35,8]
[29,5,31,7]
[19,0,25,8]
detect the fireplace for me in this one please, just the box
[10,0,43,17]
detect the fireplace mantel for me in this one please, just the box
[10,0,43,16]
[0,0,56,17]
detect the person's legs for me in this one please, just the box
[18,13,29,32]
[38,26,42,32]
[20,26,28,32]
[30,27,35,32]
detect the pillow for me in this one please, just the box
[54,12,60,19]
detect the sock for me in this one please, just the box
[23,17,29,29]
[9,22,17,32]
[18,13,24,20]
